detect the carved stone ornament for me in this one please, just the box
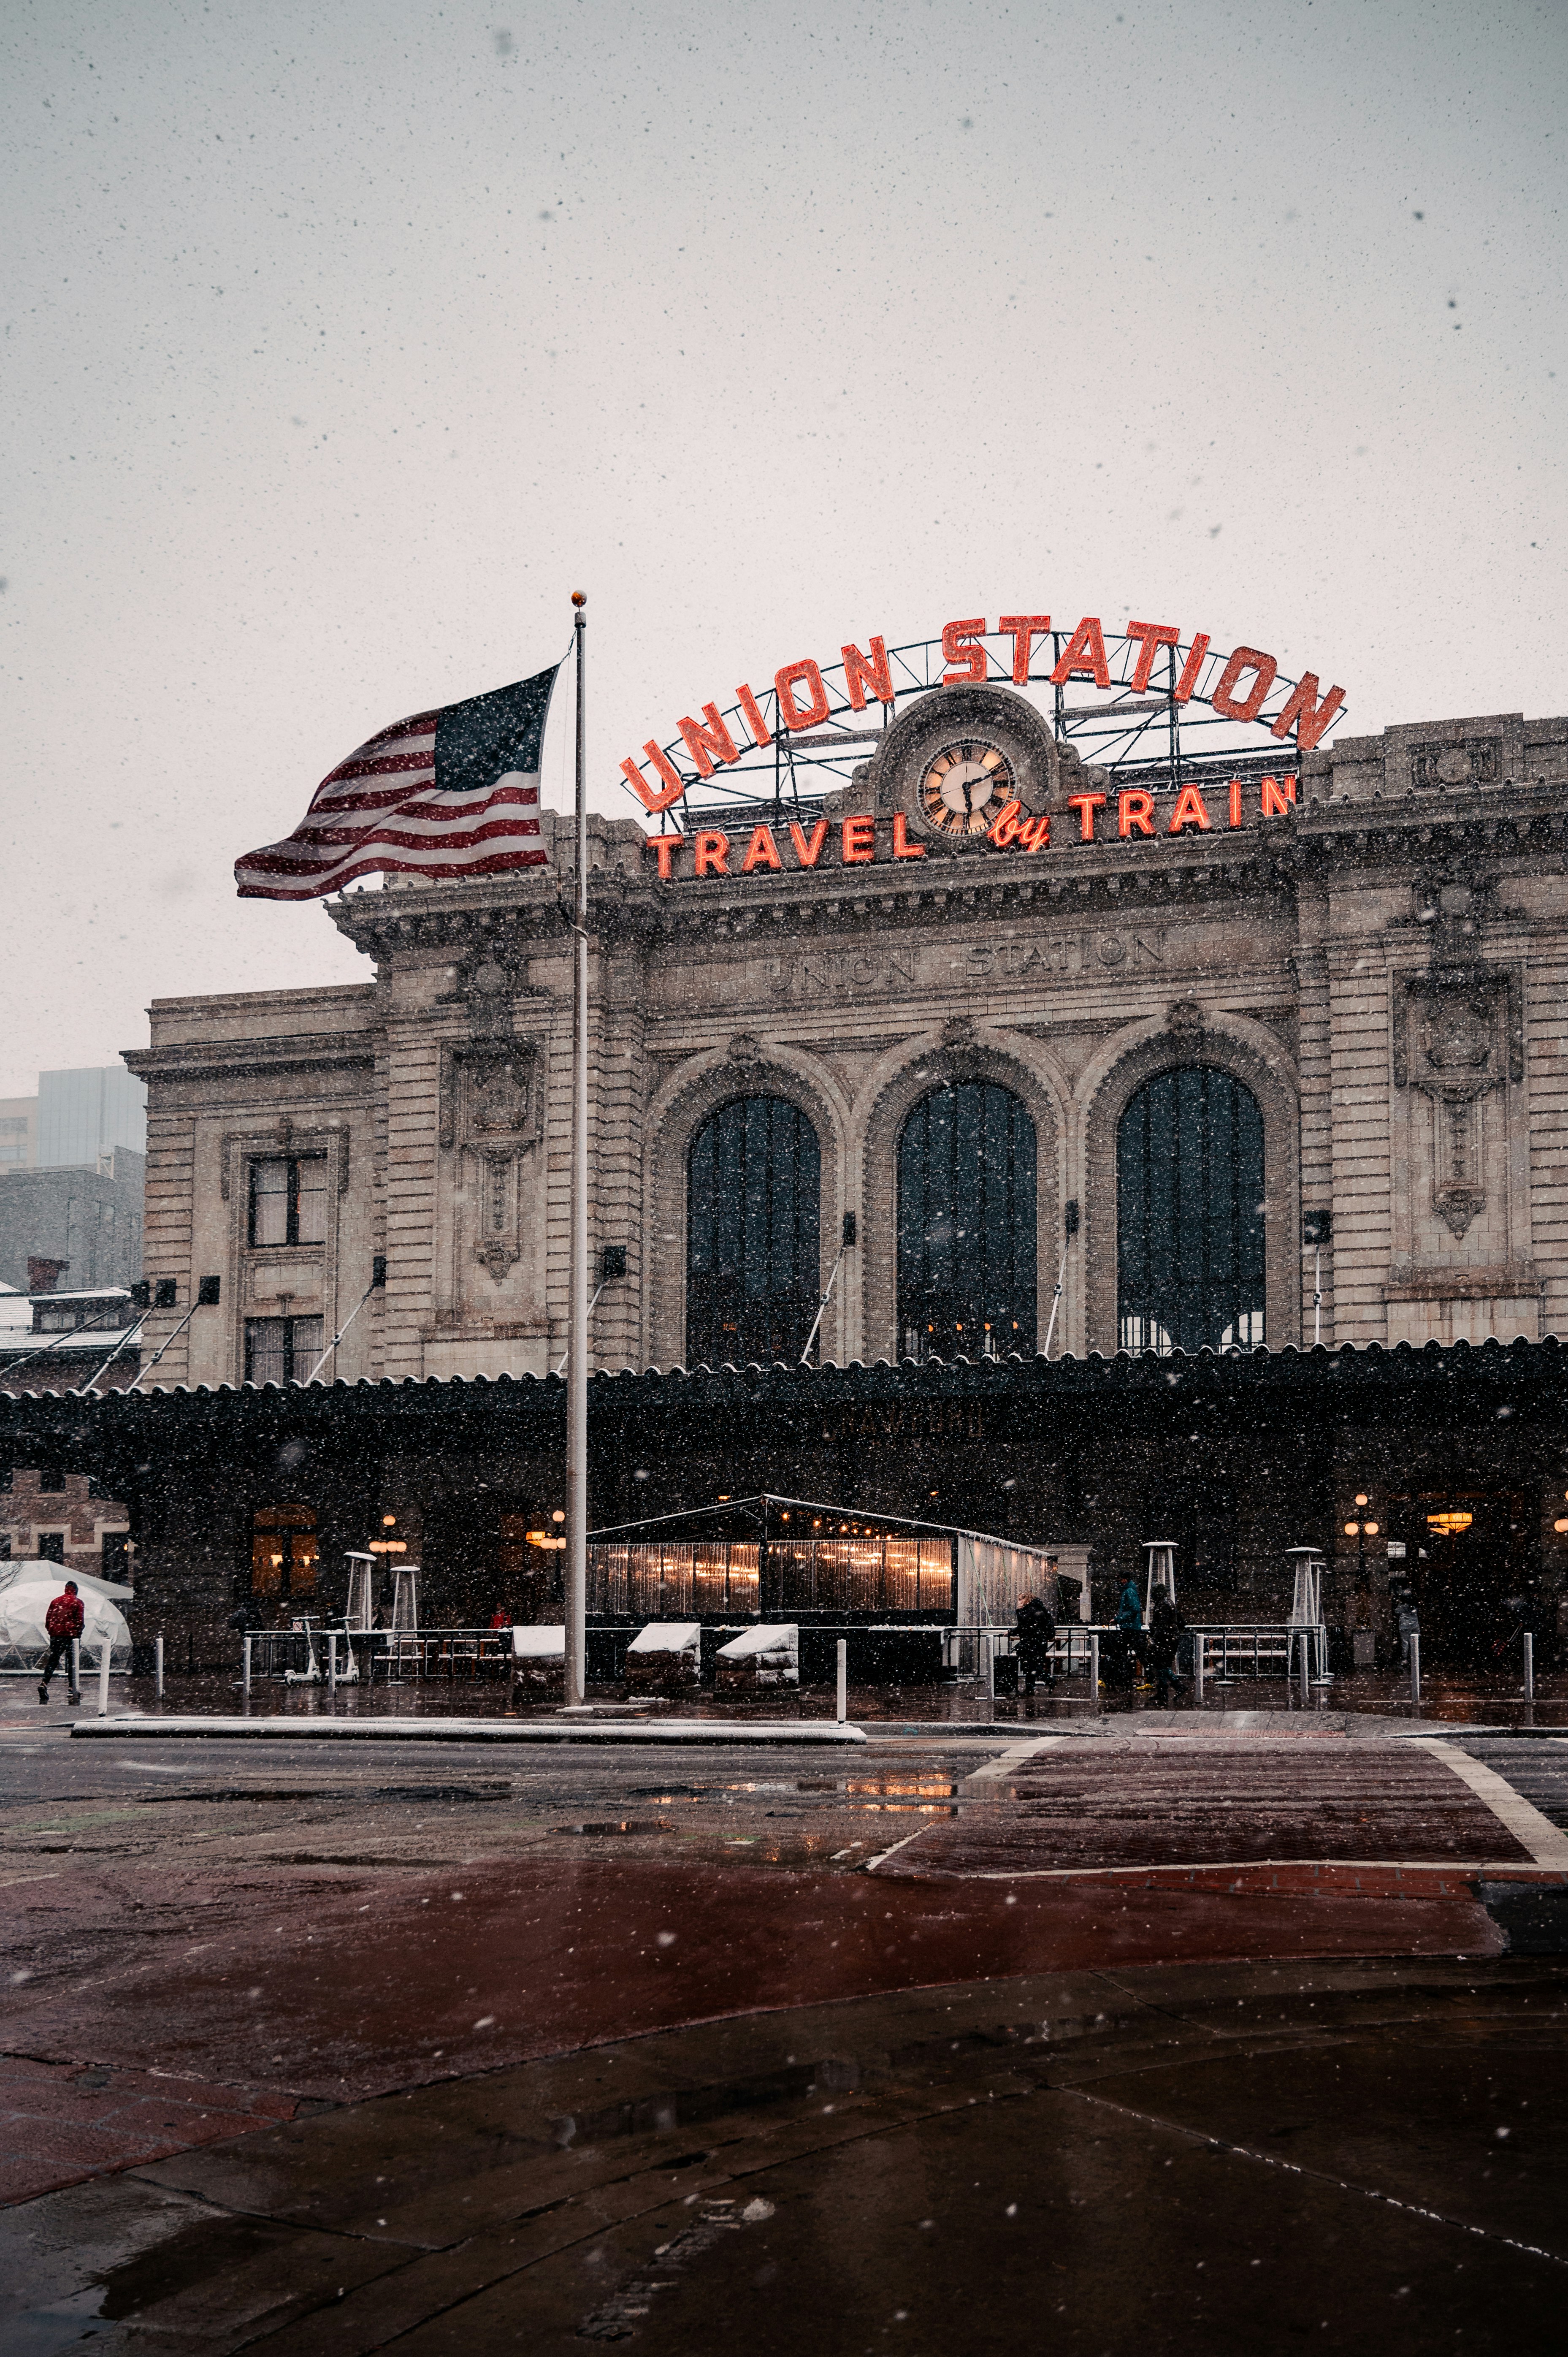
[450,941,545,1038]
[474,1150,522,1283]
[438,1042,543,1153]
[1393,965,1522,1242]
[436,1042,543,1286]
[1408,738,1501,792]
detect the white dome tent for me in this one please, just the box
[0,1561,133,1672]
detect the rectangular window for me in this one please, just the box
[102,1530,132,1580]
[248,1155,328,1248]
[244,1316,325,1386]
[37,1530,66,1564]
[37,1467,66,1493]
[252,1505,318,1599]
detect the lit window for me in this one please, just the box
[252,1503,318,1598]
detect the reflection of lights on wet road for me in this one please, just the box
[847,1779,958,1809]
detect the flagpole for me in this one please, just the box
[567,591,589,1707]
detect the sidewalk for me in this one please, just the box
[12,1664,1568,1733]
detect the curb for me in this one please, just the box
[68,1714,869,1746]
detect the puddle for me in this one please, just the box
[132,1782,514,1806]
[553,1820,669,1836]
[547,2010,1137,2152]
[550,2053,864,2148]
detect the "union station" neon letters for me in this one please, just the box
[622,612,1346,825]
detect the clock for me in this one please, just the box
[920,739,1016,836]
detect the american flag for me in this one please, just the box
[235,666,558,900]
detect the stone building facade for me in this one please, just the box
[0,1464,131,1579]
[124,689,1568,1392]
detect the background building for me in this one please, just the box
[0,1277,138,1573]
[0,1097,38,1168]
[0,1152,145,1295]
[0,1061,148,1557]
[0,1067,149,1174]
[37,1065,147,1169]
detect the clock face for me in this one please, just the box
[920,740,1016,836]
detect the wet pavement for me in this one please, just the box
[5,1708,1568,2346]
[4,1957,1566,2353]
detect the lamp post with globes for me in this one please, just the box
[1343,1492,1381,1633]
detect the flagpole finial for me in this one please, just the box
[571,590,586,608]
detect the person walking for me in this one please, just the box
[1014,1592,1056,1696]
[38,1580,85,1704]
[1148,1587,1187,1707]
[1111,1573,1145,1693]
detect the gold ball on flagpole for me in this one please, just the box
[571,590,586,607]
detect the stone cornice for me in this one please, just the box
[320,776,1568,969]
[124,1034,379,1085]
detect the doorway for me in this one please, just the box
[1386,1492,1533,1670]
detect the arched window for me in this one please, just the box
[1117,1067,1266,1355]
[686,1096,821,1365]
[898,1083,1037,1361]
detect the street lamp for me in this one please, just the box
[1343,1493,1381,1598]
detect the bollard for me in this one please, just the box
[243,1631,252,1701]
[1088,1629,1100,1713]
[1298,1628,1311,1703]
[328,1629,337,1692]
[97,1640,111,1717]
[982,1631,995,1706]
[154,1633,164,1698]
[69,1638,81,1703]
[1524,1630,1534,1702]
[1409,1631,1421,1707]
[1193,1630,1205,1705]
[835,1638,847,1725]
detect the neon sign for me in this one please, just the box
[641,773,1300,880]
[620,613,1346,823]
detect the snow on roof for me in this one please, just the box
[0,1327,137,1355]
[27,1287,131,1304]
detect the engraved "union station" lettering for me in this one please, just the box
[770,932,1166,998]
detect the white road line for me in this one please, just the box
[898,1855,1557,1880]
[862,1737,1070,1870]
[1408,1736,1568,1866]
[861,1824,935,1871]
[964,1736,1070,1785]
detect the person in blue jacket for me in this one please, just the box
[1110,1574,1145,1690]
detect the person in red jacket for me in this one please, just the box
[38,1581,85,1704]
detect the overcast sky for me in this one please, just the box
[4,0,1564,1097]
